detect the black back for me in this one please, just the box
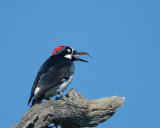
[28,55,74,106]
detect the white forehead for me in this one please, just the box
[71,48,74,53]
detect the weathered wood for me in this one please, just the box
[11,89,125,128]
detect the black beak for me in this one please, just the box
[72,51,89,62]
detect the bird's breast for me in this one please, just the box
[44,74,74,99]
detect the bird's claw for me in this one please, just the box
[59,92,78,105]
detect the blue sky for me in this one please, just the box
[0,0,160,128]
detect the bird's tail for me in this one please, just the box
[28,94,33,106]
[30,99,39,107]
[30,95,44,107]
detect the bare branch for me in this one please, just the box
[11,89,125,128]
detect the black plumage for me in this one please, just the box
[28,46,89,106]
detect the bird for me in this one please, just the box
[28,46,89,106]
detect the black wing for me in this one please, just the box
[28,56,55,105]
[28,56,74,106]
[28,72,42,105]
[32,62,73,105]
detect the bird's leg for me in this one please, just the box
[59,91,77,105]
[55,96,60,100]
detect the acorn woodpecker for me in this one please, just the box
[28,46,89,106]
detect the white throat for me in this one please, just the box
[64,54,72,59]
[64,48,74,59]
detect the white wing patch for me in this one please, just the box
[34,87,40,95]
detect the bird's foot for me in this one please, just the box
[55,96,60,100]
[59,92,78,105]
[62,95,78,105]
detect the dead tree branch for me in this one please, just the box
[11,89,125,128]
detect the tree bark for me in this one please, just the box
[11,89,125,128]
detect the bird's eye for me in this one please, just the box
[67,49,71,52]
